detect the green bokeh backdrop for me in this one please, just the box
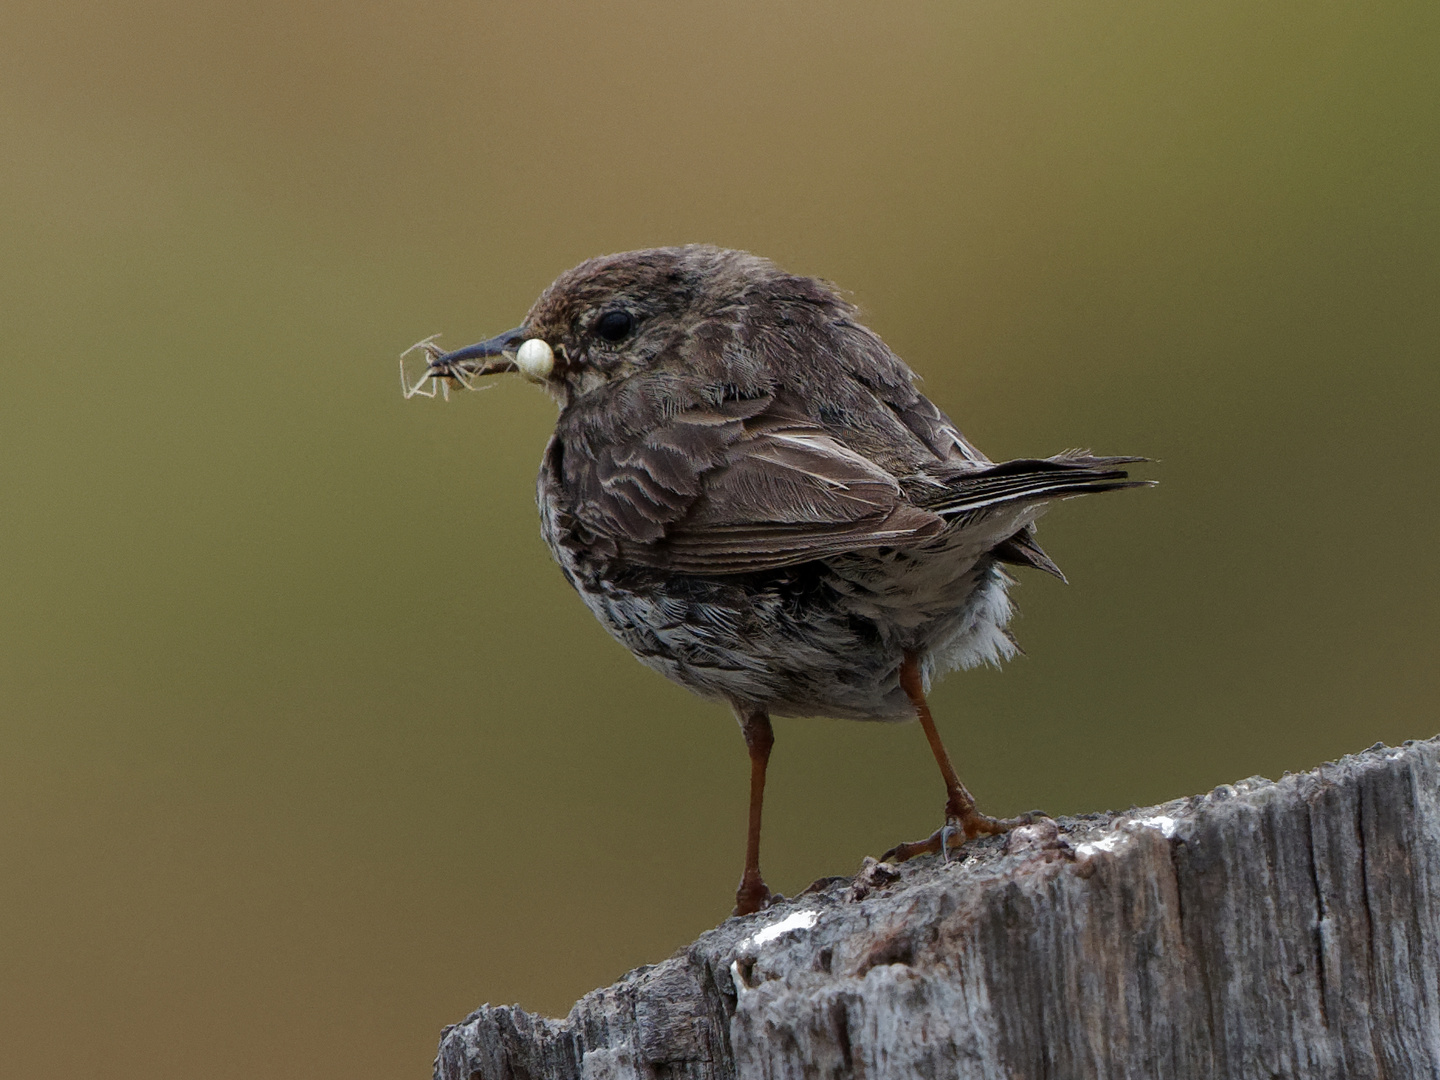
[1,3,1436,1078]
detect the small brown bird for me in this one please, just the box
[406,246,1148,916]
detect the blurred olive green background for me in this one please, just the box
[1,1,1436,1076]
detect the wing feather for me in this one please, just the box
[554,391,946,573]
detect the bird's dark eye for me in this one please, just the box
[595,309,635,343]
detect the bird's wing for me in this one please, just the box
[556,377,1151,576]
[558,392,945,574]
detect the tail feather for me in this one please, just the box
[925,454,1154,516]
[992,526,1068,582]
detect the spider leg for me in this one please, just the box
[401,334,443,360]
[401,336,453,398]
[402,358,438,398]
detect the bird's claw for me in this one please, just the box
[882,807,1047,866]
[939,822,958,864]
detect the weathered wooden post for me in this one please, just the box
[436,737,1440,1079]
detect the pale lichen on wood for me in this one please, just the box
[436,737,1440,1080]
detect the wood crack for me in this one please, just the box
[1305,799,1331,1031]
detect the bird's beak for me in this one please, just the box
[428,326,528,378]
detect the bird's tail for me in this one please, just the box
[925,452,1153,517]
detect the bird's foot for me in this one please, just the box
[733,869,775,917]
[881,808,1046,865]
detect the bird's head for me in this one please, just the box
[417,245,837,406]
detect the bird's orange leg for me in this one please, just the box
[881,654,1036,864]
[733,708,775,916]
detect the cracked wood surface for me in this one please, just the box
[435,737,1440,1079]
